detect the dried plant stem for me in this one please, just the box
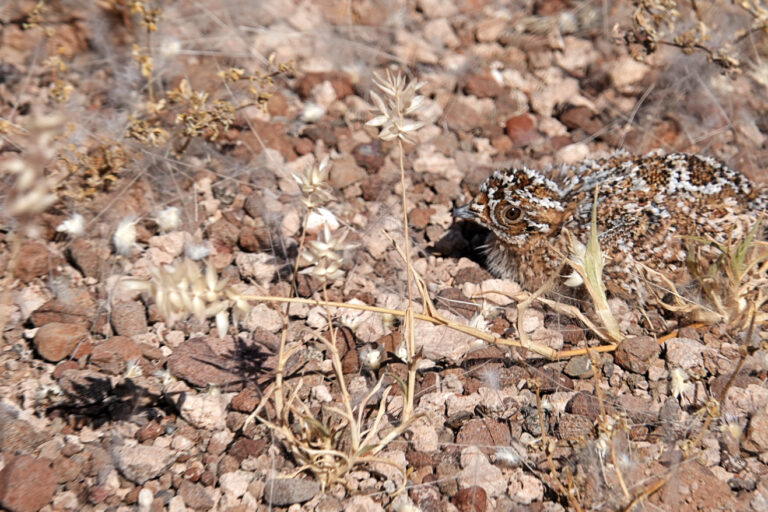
[396,139,417,420]
[320,285,358,448]
[289,213,311,303]
[239,293,558,357]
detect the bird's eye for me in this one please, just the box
[501,206,522,222]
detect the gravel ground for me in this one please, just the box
[1,1,767,511]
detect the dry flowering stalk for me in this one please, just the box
[366,69,426,420]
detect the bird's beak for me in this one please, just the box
[452,203,476,219]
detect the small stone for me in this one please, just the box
[176,390,228,431]
[408,420,439,453]
[610,57,649,92]
[30,286,97,328]
[230,437,266,462]
[464,74,503,98]
[293,137,314,155]
[219,470,253,499]
[457,447,505,498]
[506,467,545,504]
[87,486,110,505]
[564,355,593,378]
[615,335,659,374]
[456,418,512,447]
[665,337,705,373]
[0,404,46,454]
[167,338,241,390]
[230,387,260,413]
[505,114,538,147]
[112,443,177,484]
[557,413,593,440]
[360,175,385,201]
[91,336,143,375]
[238,224,270,253]
[206,218,240,249]
[329,154,366,189]
[263,478,319,506]
[135,421,164,443]
[454,485,486,512]
[351,140,385,173]
[444,100,486,132]
[0,455,56,512]
[52,455,83,483]
[559,105,602,134]
[15,242,54,282]
[236,120,296,161]
[409,207,435,229]
[475,16,506,42]
[566,391,601,421]
[57,369,112,407]
[303,122,337,147]
[34,322,90,362]
[110,300,148,337]
[68,239,109,280]
[51,360,78,380]
[743,407,768,453]
[178,480,214,510]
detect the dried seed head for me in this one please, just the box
[300,222,356,283]
[293,155,334,209]
[669,368,691,399]
[366,70,425,144]
[121,258,252,339]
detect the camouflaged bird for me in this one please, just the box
[454,151,768,298]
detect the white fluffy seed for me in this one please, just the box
[113,217,137,255]
[155,206,181,232]
[56,213,85,236]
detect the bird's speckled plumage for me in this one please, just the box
[456,151,768,297]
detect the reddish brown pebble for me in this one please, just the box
[614,336,659,374]
[0,455,56,512]
[293,137,314,155]
[52,360,79,379]
[566,392,602,421]
[91,336,143,375]
[454,486,487,512]
[351,140,385,173]
[231,387,260,413]
[135,421,164,443]
[504,114,538,147]
[559,105,602,134]
[464,74,504,98]
[15,242,53,282]
[557,413,594,440]
[30,287,97,328]
[409,207,435,229]
[34,322,90,362]
[68,239,109,280]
